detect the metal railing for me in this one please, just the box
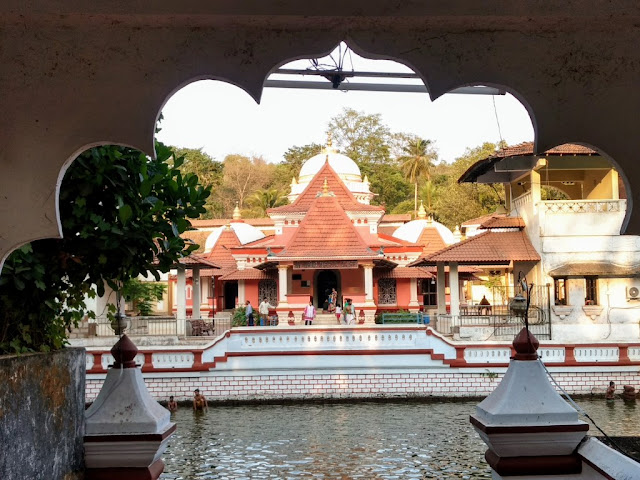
[434,305,551,340]
[87,315,232,338]
[380,312,430,324]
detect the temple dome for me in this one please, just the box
[204,223,265,252]
[299,151,361,182]
[392,219,456,245]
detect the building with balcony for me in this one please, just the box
[453,142,639,342]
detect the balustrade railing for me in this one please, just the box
[539,199,625,214]
[88,315,232,337]
[434,308,551,340]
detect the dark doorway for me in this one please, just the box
[224,281,238,310]
[315,270,339,310]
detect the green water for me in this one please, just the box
[160,398,638,479]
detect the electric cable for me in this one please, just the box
[537,357,635,460]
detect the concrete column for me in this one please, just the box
[278,265,289,305]
[450,262,460,317]
[409,278,419,312]
[437,263,446,314]
[176,266,186,336]
[192,266,201,320]
[363,264,375,306]
[238,279,246,306]
[530,169,541,204]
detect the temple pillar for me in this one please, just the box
[192,266,201,320]
[176,266,186,336]
[471,329,588,478]
[437,263,446,315]
[84,335,176,480]
[238,279,246,306]
[450,262,460,317]
[278,265,289,305]
[408,278,420,312]
[363,264,375,306]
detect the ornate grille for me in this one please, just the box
[378,278,397,305]
[258,279,278,305]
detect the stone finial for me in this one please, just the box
[363,174,370,184]
[512,326,540,360]
[322,178,329,196]
[111,334,138,369]
[232,202,242,221]
[417,200,427,219]
[290,176,298,186]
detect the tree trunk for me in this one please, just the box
[414,182,418,218]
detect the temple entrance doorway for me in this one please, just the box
[315,270,340,311]
[223,281,238,310]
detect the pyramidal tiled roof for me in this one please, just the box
[203,227,241,270]
[417,225,450,256]
[411,230,540,265]
[276,193,378,260]
[268,160,383,214]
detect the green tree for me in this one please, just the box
[433,142,504,229]
[223,154,275,211]
[245,188,289,217]
[399,138,437,216]
[171,147,224,218]
[327,108,392,168]
[122,278,166,316]
[0,141,210,354]
[366,163,412,211]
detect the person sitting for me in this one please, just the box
[479,295,491,315]
[622,385,637,401]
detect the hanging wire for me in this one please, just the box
[537,357,635,460]
[492,95,504,145]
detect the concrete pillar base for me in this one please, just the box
[86,458,165,480]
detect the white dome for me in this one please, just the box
[204,223,265,252]
[299,151,361,181]
[392,219,456,245]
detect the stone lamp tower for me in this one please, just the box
[84,335,176,479]
[470,328,589,477]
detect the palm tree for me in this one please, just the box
[245,188,288,217]
[399,138,437,217]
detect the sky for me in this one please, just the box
[157,48,534,165]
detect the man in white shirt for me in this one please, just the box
[259,298,274,326]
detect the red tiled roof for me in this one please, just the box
[202,228,241,269]
[219,268,276,280]
[178,253,220,269]
[181,230,211,253]
[191,218,275,228]
[380,214,411,223]
[276,193,378,260]
[268,161,383,214]
[462,212,504,227]
[479,216,525,229]
[413,230,540,265]
[375,267,434,279]
[494,142,598,159]
[417,226,449,256]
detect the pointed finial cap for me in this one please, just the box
[417,201,427,219]
[322,178,329,196]
[363,174,369,184]
[233,202,241,221]
[111,334,138,369]
[290,176,298,186]
[512,327,540,360]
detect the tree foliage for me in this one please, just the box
[0,141,210,354]
[172,147,224,218]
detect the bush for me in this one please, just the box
[232,306,247,327]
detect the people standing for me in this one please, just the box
[606,381,616,400]
[328,288,337,313]
[303,301,316,325]
[259,297,275,326]
[344,299,355,325]
[335,304,342,324]
[168,395,178,412]
[193,388,208,412]
[246,300,254,326]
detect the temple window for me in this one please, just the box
[259,279,278,305]
[378,278,397,305]
[422,280,437,306]
[554,278,567,305]
[585,277,598,305]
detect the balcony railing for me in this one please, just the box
[539,199,626,214]
[87,315,231,337]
